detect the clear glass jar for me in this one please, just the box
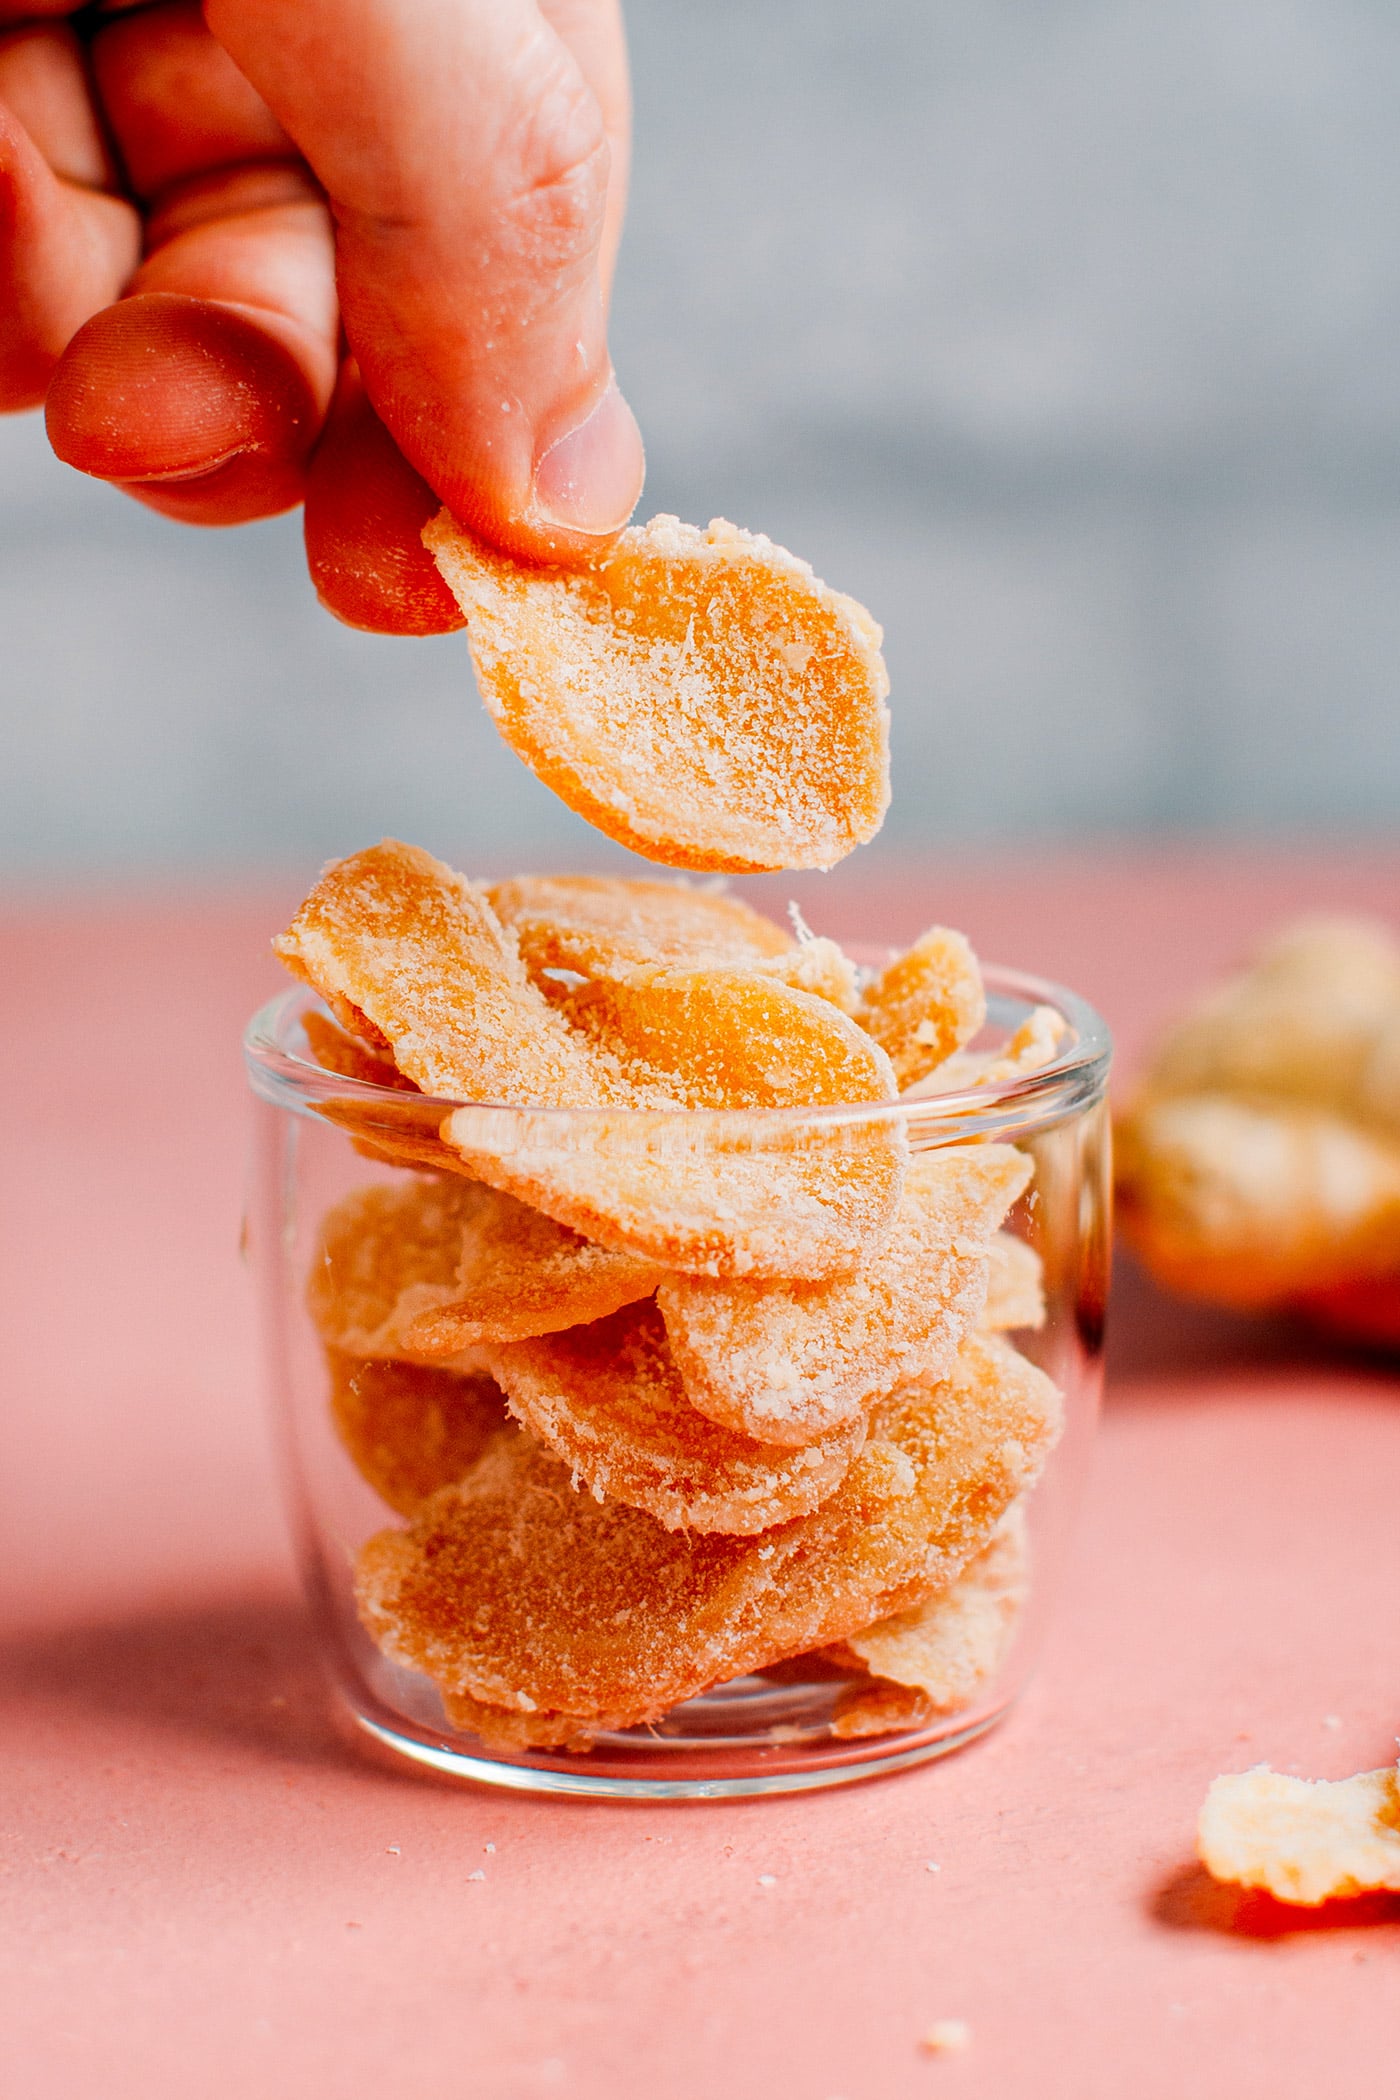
[244,959,1110,1800]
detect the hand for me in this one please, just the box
[0,0,644,632]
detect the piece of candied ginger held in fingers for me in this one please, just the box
[355,1332,1062,1735]
[489,1302,865,1534]
[275,840,647,1108]
[857,928,986,1090]
[326,1350,508,1516]
[424,512,891,873]
[657,1145,1032,1445]
[1198,1762,1400,1906]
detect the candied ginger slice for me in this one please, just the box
[1198,1763,1400,1905]
[301,1010,419,1091]
[402,1187,663,1353]
[836,1500,1029,1711]
[274,839,644,1107]
[857,927,986,1089]
[550,964,898,1111]
[657,1146,1031,1444]
[488,873,792,977]
[489,1301,864,1534]
[308,1179,489,1362]
[326,1349,507,1516]
[354,1332,1062,1730]
[908,1006,1069,1098]
[981,1232,1046,1332]
[424,510,891,873]
[442,1102,905,1281]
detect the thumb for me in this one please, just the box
[206,0,644,562]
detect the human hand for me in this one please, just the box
[0,0,643,632]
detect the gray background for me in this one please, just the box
[3,0,1399,878]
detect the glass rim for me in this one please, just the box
[243,963,1111,1141]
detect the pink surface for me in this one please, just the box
[5,848,1400,2099]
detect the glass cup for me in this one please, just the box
[244,957,1110,1800]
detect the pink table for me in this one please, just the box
[5,847,1400,2099]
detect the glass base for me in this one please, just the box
[342,1665,1013,1800]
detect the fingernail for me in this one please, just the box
[531,379,644,536]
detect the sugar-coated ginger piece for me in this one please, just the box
[301,1009,418,1090]
[275,840,648,1108]
[445,1100,905,1282]
[656,1146,1032,1445]
[828,1501,1029,1736]
[325,1349,507,1516]
[354,1332,1061,1732]
[545,964,897,1113]
[489,1302,865,1534]
[982,1232,1046,1331]
[1198,1762,1400,1905]
[488,873,792,977]
[423,510,891,873]
[1140,917,1400,1122]
[908,1006,1069,1098]
[402,1192,663,1355]
[439,1691,609,1755]
[443,967,905,1280]
[1115,1093,1400,1307]
[856,928,986,1089]
[308,1179,485,1361]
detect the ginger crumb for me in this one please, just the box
[920,2020,971,2055]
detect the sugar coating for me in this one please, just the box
[425,511,890,874]
[325,1348,507,1515]
[981,1233,1046,1332]
[489,1301,866,1534]
[354,1332,1061,1734]
[857,927,986,1089]
[1198,1762,1400,1905]
[830,1500,1029,1734]
[657,1146,1032,1444]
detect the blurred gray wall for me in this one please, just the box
[3,0,1400,877]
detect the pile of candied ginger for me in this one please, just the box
[277,843,1065,1750]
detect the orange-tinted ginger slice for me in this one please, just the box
[911,1006,1069,1098]
[857,927,985,1089]
[830,1500,1030,1737]
[308,1178,486,1363]
[274,839,644,1108]
[326,1348,507,1516]
[489,1302,865,1535]
[657,1146,1031,1445]
[355,1333,1062,1740]
[401,1188,663,1354]
[423,511,891,874]
[445,967,905,1280]
[488,873,792,976]
[491,871,859,1012]
[300,1009,472,1175]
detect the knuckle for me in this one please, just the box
[499,42,609,268]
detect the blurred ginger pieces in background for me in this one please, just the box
[1115,917,1400,1348]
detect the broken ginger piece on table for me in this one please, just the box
[1198,1761,1400,1905]
[424,511,890,874]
